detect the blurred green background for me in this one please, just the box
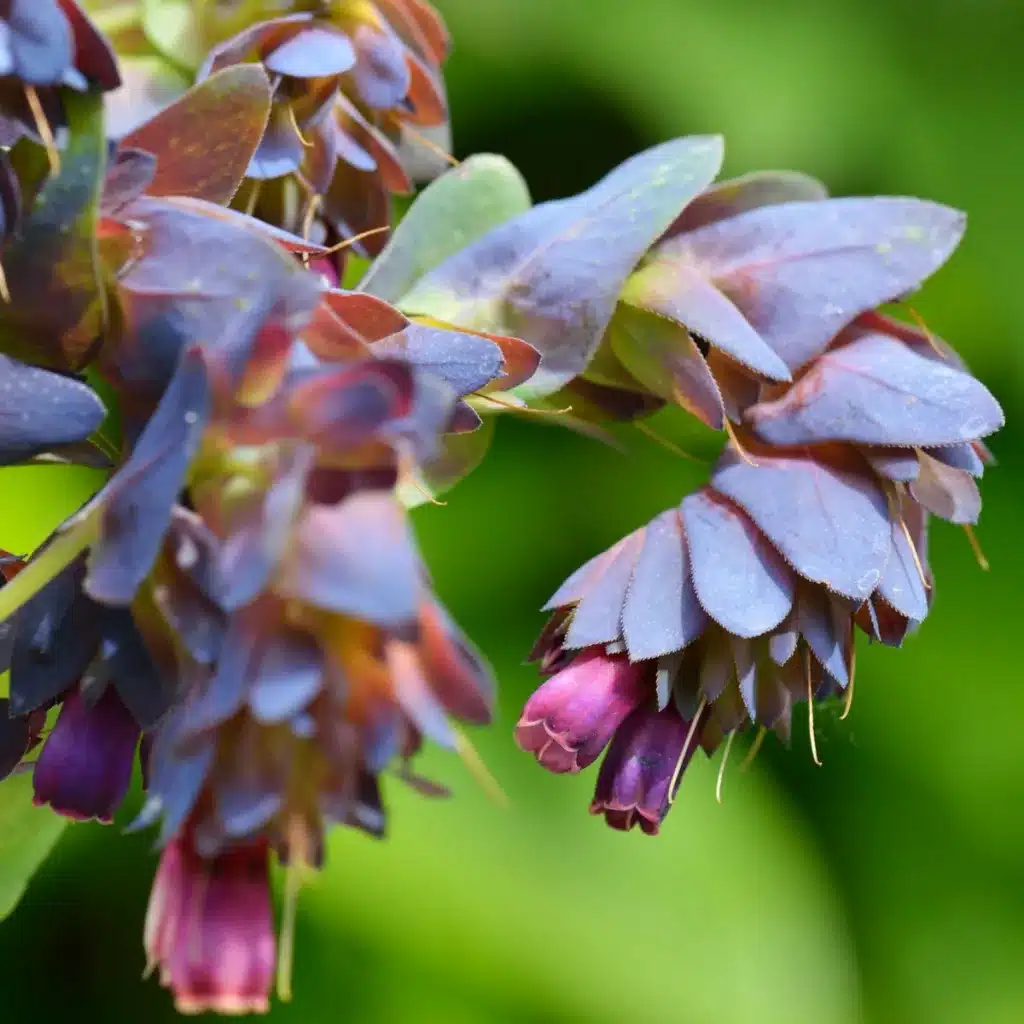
[2,0,1023,1021]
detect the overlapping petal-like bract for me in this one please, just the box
[0,0,1007,1008]
[193,0,451,257]
[0,35,531,1006]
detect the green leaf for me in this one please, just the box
[0,774,66,921]
[609,303,725,429]
[140,0,204,72]
[399,417,497,508]
[0,89,107,371]
[360,154,532,303]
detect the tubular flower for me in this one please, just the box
[589,700,704,836]
[144,833,275,1015]
[514,647,647,774]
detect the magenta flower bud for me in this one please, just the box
[589,703,701,836]
[144,835,275,1015]
[32,684,140,823]
[514,648,648,774]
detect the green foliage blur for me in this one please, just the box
[3,1,1023,1021]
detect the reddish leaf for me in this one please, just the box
[56,0,120,90]
[418,601,493,725]
[665,170,828,237]
[680,489,795,638]
[403,50,447,126]
[746,330,1003,447]
[711,445,891,600]
[122,65,273,205]
[323,159,390,257]
[376,0,450,64]
[632,197,966,374]
[910,452,981,524]
[101,147,157,214]
[304,290,408,361]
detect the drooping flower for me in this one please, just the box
[31,682,140,823]
[144,833,275,1015]
[514,647,647,773]
[590,700,704,836]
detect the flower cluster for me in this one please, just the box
[0,8,536,1009]
[511,175,1003,833]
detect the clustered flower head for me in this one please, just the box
[0,0,1006,1016]
[505,172,1004,833]
[0,2,538,1008]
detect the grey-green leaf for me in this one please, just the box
[361,154,532,303]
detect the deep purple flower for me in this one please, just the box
[515,648,647,774]
[590,702,702,835]
[32,683,140,823]
[144,834,275,1015]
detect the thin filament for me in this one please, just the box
[243,180,263,217]
[475,393,572,416]
[669,697,706,803]
[900,517,932,590]
[634,420,704,463]
[806,649,822,766]
[319,225,391,256]
[287,103,313,148]
[401,122,460,167]
[906,304,947,359]
[738,727,767,771]
[25,86,59,175]
[715,730,736,806]
[840,643,857,721]
[963,524,990,571]
[724,418,758,466]
[454,728,508,808]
